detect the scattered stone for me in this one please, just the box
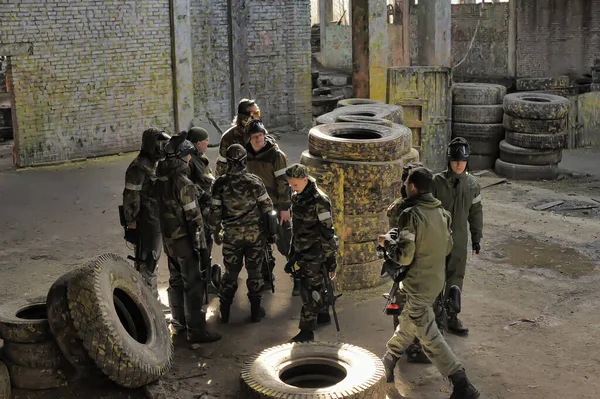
[143,380,167,399]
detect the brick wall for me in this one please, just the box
[516,0,600,78]
[0,0,174,167]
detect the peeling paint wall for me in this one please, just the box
[571,92,600,148]
[0,1,174,167]
[322,25,352,72]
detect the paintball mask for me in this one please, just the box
[164,131,195,160]
[447,137,470,162]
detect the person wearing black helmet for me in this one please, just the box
[156,131,221,344]
[208,144,274,324]
[432,137,484,336]
[215,99,261,177]
[121,127,170,298]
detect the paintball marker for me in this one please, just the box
[118,205,138,245]
[321,262,342,332]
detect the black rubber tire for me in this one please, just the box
[3,340,65,369]
[505,131,566,150]
[516,76,569,91]
[452,123,505,155]
[453,105,504,124]
[499,140,562,166]
[334,115,394,127]
[503,92,569,120]
[0,360,10,398]
[468,155,497,171]
[337,98,385,108]
[316,104,404,125]
[67,253,173,388]
[0,297,52,344]
[503,113,567,134]
[240,342,386,398]
[495,159,558,180]
[452,83,507,105]
[4,361,68,390]
[308,123,412,162]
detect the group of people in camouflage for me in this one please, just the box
[121,99,337,344]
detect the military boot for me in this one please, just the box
[447,314,469,336]
[316,311,331,326]
[292,278,300,296]
[167,287,187,332]
[219,299,232,324]
[381,351,399,383]
[290,330,314,343]
[449,369,480,399]
[406,340,431,364]
[249,297,265,323]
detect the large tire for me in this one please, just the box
[503,92,569,120]
[495,159,558,180]
[452,123,504,155]
[342,241,379,265]
[67,253,173,388]
[0,297,52,343]
[452,83,506,105]
[4,361,68,390]
[334,115,394,127]
[3,340,65,369]
[499,140,562,166]
[337,98,385,108]
[503,113,567,134]
[505,131,566,150]
[516,76,569,91]
[468,155,497,171]
[453,105,504,124]
[344,213,389,243]
[241,342,386,399]
[308,123,412,162]
[316,104,404,125]
[0,361,10,399]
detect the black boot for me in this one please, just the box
[317,311,331,326]
[447,314,469,336]
[381,351,399,383]
[292,278,300,296]
[449,369,480,399]
[250,297,265,323]
[406,340,431,364]
[290,330,314,343]
[220,300,232,324]
[167,287,187,332]
[186,310,221,344]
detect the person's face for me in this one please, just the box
[185,154,192,164]
[195,139,209,154]
[242,105,260,126]
[404,178,418,198]
[450,160,467,175]
[250,132,265,152]
[287,177,308,194]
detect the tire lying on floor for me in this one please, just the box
[452,123,505,156]
[334,115,394,127]
[4,361,68,390]
[337,98,385,108]
[316,104,404,125]
[505,131,566,150]
[495,159,559,180]
[499,140,562,166]
[3,340,65,369]
[241,342,386,398]
[453,105,504,124]
[503,113,567,134]
[452,83,507,105]
[67,253,173,388]
[503,92,569,120]
[468,155,497,171]
[0,297,52,343]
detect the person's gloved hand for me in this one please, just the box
[472,242,481,255]
[325,255,337,273]
[284,259,296,277]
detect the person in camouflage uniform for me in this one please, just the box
[432,137,484,336]
[215,99,261,177]
[122,127,170,297]
[209,144,274,324]
[379,167,480,399]
[156,132,221,344]
[245,120,297,295]
[285,164,339,343]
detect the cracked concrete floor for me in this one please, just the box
[0,134,599,399]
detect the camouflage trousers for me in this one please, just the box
[219,231,266,302]
[297,259,329,331]
[262,219,292,278]
[386,294,463,377]
[134,222,162,298]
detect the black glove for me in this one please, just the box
[214,230,223,246]
[472,242,481,254]
[267,234,277,245]
[324,255,337,273]
[284,258,296,277]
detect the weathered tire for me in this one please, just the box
[342,241,379,265]
[241,342,386,399]
[452,123,504,155]
[5,361,68,390]
[46,268,101,378]
[308,123,412,162]
[67,253,173,388]
[495,159,558,180]
[0,361,10,399]
[503,93,569,120]
[468,155,497,171]
[505,131,566,150]
[0,297,51,343]
[452,83,507,105]
[316,104,404,125]
[343,213,389,243]
[338,260,387,291]
[503,113,567,134]
[337,98,385,108]
[3,340,65,369]
[499,140,562,166]
[453,105,504,124]
[516,76,569,91]
[334,115,394,127]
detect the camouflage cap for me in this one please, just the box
[226,143,247,162]
[285,163,315,182]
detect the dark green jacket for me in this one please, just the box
[246,138,291,211]
[189,150,215,208]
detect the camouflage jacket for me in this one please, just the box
[208,165,273,235]
[246,138,292,211]
[155,160,205,247]
[386,197,409,229]
[122,155,160,230]
[290,181,338,261]
[189,149,215,209]
[215,125,246,177]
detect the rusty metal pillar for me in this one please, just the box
[418,0,451,67]
[351,0,369,98]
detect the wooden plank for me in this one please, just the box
[561,204,599,211]
[533,200,565,211]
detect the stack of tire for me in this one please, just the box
[452,83,507,170]
[315,102,404,127]
[0,253,172,393]
[496,92,569,180]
